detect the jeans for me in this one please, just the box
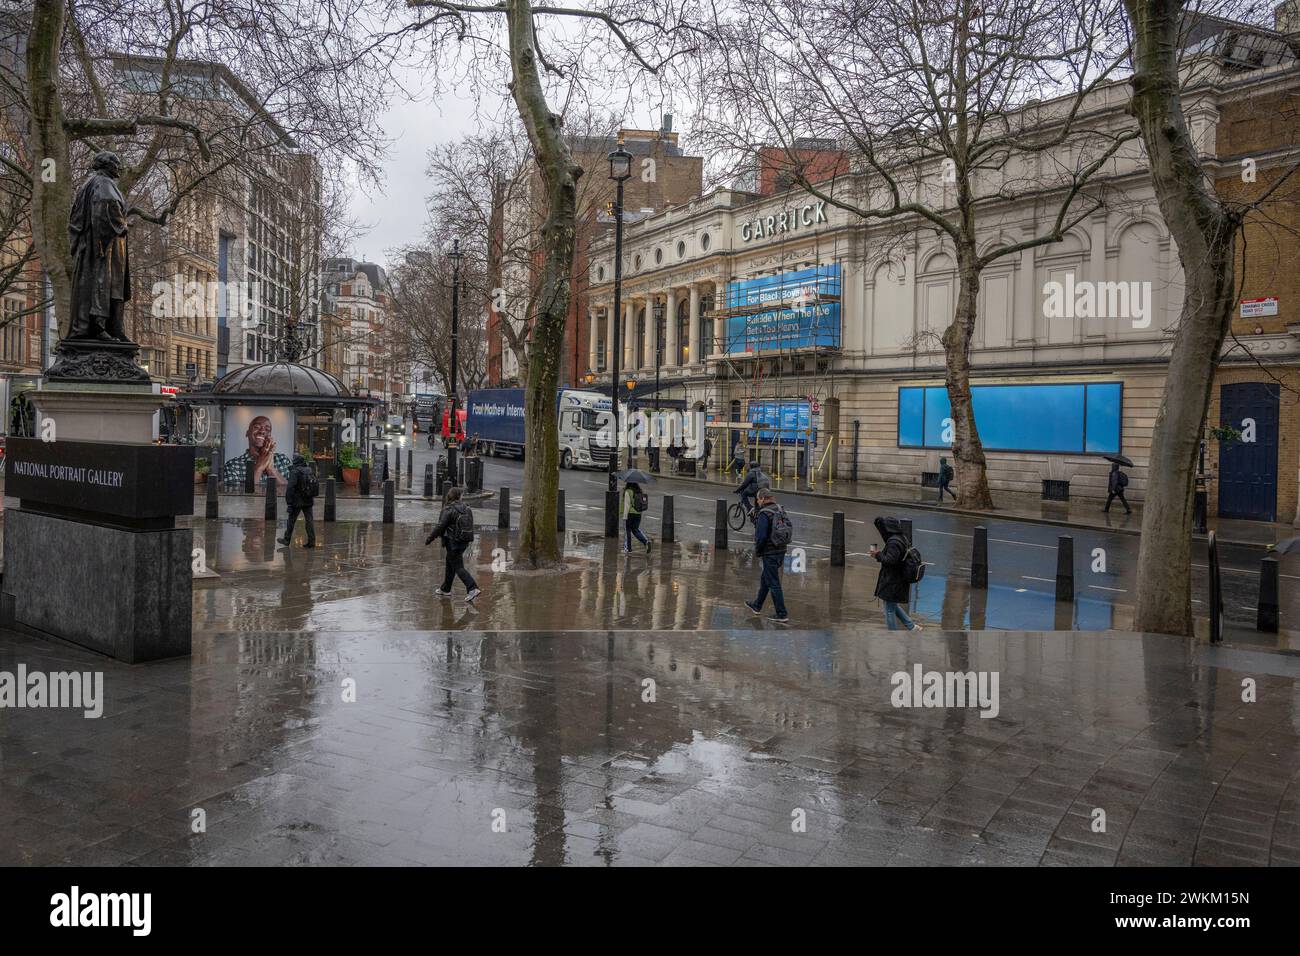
[1104,491,1131,513]
[884,601,915,630]
[753,552,788,617]
[625,514,649,549]
[740,493,754,516]
[284,503,315,545]
[938,479,956,500]
[441,545,478,593]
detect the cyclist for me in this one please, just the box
[734,461,771,521]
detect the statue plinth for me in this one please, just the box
[46,339,150,384]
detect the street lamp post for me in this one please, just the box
[607,136,632,493]
[448,239,464,490]
[652,299,663,473]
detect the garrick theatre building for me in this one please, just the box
[584,26,1300,526]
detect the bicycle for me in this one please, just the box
[727,496,755,531]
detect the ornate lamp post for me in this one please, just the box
[607,136,632,491]
[447,239,464,487]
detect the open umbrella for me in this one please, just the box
[618,468,654,485]
[1268,536,1300,555]
[1104,454,1134,468]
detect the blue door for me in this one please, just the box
[1217,382,1279,521]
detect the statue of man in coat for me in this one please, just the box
[66,150,133,344]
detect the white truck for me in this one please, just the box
[466,387,615,470]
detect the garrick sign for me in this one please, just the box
[740,199,829,243]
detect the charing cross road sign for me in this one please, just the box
[740,200,829,243]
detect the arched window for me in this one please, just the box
[635,307,646,368]
[676,297,690,365]
[653,301,666,366]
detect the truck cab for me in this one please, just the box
[557,389,613,470]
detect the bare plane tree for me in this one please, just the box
[697,0,1138,509]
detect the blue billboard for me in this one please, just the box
[747,399,816,445]
[724,264,841,354]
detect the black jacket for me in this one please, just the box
[1108,468,1125,494]
[754,503,786,557]
[872,516,911,603]
[735,468,771,498]
[427,502,471,551]
[286,463,316,508]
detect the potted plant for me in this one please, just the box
[194,456,211,485]
[339,442,362,486]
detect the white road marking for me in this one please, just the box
[1022,575,1055,583]
[1088,585,1127,593]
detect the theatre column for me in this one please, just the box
[688,284,701,366]
[623,299,634,370]
[712,279,726,356]
[588,305,599,372]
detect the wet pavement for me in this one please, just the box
[2,618,1298,866]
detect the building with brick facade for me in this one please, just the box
[585,14,1300,525]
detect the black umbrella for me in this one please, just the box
[1269,536,1300,555]
[618,468,654,485]
[1104,454,1134,468]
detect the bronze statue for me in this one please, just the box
[66,150,133,344]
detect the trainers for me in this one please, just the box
[465,588,482,603]
[770,614,791,625]
[744,600,762,615]
[910,623,924,632]
[433,588,452,597]
[645,539,652,553]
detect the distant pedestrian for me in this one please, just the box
[870,516,922,631]
[745,488,791,624]
[937,456,956,501]
[1104,462,1132,514]
[622,480,652,553]
[425,486,481,602]
[280,453,318,548]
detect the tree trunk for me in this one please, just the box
[26,0,74,340]
[1126,0,1237,636]
[506,0,582,567]
[942,245,995,509]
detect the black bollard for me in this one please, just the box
[244,464,255,495]
[407,448,414,490]
[383,479,395,523]
[1055,535,1074,603]
[714,499,728,550]
[205,474,218,519]
[324,478,336,522]
[424,463,434,499]
[1208,531,1223,644]
[263,474,277,521]
[605,490,618,537]
[662,495,675,544]
[971,526,988,589]
[900,518,913,543]
[1257,555,1280,633]
[360,462,371,496]
[498,487,510,529]
[557,489,566,532]
[830,511,845,567]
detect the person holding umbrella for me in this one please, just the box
[620,468,653,553]
[1104,455,1134,514]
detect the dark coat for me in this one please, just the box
[735,468,771,497]
[67,170,130,337]
[285,463,316,508]
[872,516,912,603]
[427,502,471,552]
[1108,467,1125,495]
[754,503,787,557]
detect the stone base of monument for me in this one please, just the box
[29,380,164,444]
[0,436,195,664]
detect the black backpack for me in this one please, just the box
[1117,471,1129,488]
[451,503,475,544]
[633,489,649,512]
[764,505,794,549]
[299,467,320,498]
[899,535,926,583]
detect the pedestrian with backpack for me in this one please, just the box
[280,453,318,548]
[870,515,923,631]
[745,488,791,624]
[1103,462,1132,514]
[425,486,481,602]
[937,457,956,502]
[622,480,652,553]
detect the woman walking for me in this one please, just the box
[622,479,652,553]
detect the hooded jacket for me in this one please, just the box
[285,455,316,508]
[735,465,771,498]
[872,516,912,603]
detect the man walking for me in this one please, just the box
[937,457,956,501]
[280,453,318,548]
[745,488,791,624]
[426,486,481,602]
[870,516,922,631]
[1103,461,1132,514]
